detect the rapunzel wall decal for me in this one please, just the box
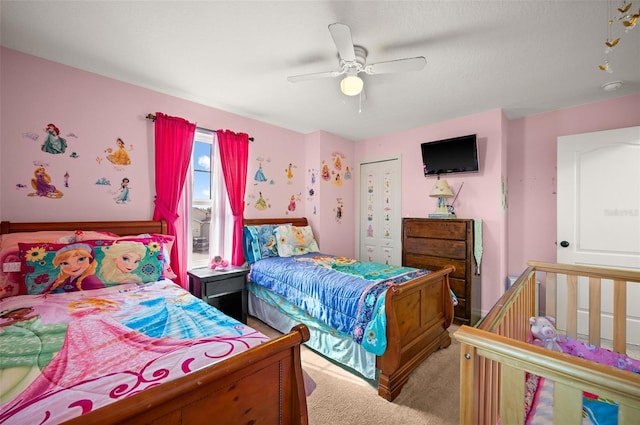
[28,165,63,199]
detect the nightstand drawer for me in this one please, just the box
[204,275,245,298]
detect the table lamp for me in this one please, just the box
[429,179,455,218]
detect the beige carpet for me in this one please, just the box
[249,317,460,425]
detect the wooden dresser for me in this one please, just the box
[402,218,481,326]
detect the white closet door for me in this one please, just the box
[359,158,402,265]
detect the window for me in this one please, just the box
[188,129,234,268]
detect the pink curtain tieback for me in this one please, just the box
[154,199,179,225]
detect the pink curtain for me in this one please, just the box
[216,129,249,266]
[153,113,196,288]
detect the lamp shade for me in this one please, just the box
[340,75,364,96]
[429,179,454,198]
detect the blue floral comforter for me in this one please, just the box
[248,253,432,354]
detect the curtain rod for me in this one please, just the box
[145,114,254,142]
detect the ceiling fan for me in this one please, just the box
[287,22,427,97]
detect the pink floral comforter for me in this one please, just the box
[0,280,268,424]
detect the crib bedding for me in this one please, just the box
[526,337,640,425]
[0,279,269,425]
[248,253,435,355]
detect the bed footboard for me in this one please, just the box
[378,265,455,401]
[63,324,311,425]
[454,262,640,425]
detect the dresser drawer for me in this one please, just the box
[404,254,467,279]
[404,220,468,240]
[404,237,467,260]
[454,297,467,320]
[448,277,467,298]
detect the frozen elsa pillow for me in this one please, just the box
[75,232,176,280]
[275,225,320,257]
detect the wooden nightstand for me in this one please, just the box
[188,266,249,324]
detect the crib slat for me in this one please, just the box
[553,382,583,424]
[588,277,601,345]
[546,272,557,318]
[459,343,476,425]
[566,274,578,339]
[500,364,525,425]
[478,356,488,424]
[619,403,640,424]
[613,279,627,354]
[490,359,499,425]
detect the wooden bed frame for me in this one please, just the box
[0,220,310,425]
[454,261,640,425]
[243,217,455,401]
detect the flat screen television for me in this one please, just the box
[421,134,479,176]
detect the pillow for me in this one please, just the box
[75,232,176,279]
[242,226,261,265]
[243,224,289,264]
[1,231,78,299]
[19,237,166,294]
[275,225,320,257]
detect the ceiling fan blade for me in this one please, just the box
[365,56,427,75]
[328,23,355,62]
[287,70,342,83]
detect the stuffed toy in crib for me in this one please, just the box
[529,316,562,352]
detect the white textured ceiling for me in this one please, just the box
[2,1,639,141]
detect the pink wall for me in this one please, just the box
[307,131,355,257]
[355,110,508,312]
[507,93,640,275]
[0,47,354,261]
[0,47,308,225]
[3,47,639,315]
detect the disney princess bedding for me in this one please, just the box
[0,228,270,424]
[0,279,268,424]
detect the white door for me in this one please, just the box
[557,126,640,342]
[359,158,402,265]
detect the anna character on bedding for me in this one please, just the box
[44,243,104,293]
[98,241,146,283]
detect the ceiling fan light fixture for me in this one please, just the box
[340,74,363,96]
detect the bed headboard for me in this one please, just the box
[0,220,167,236]
[243,217,309,227]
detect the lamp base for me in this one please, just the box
[428,213,457,219]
